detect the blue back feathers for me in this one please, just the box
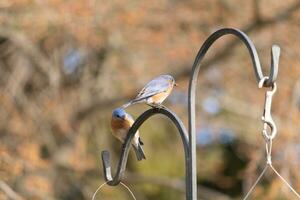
[161,74,174,82]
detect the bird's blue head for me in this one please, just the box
[162,74,177,86]
[112,108,127,120]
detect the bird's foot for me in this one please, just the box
[148,103,166,110]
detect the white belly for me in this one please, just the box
[113,128,140,147]
[113,129,127,143]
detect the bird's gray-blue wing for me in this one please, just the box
[134,77,170,101]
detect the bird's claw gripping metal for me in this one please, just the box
[258,77,277,141]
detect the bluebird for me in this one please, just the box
[111,108,146,161]
[122,74,177,108]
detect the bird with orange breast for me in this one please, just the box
[122,74,177,108]
[111,108,146,161]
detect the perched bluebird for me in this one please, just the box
[122,74,177,108]
[111,108,146,161]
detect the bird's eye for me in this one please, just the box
[116,114,120,118]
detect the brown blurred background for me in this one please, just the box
[1,0,300,199]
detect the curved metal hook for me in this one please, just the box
[101,108,192,199]
[187,28,281,199]
[269,45,280,86]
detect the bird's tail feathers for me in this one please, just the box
[122,98,145,108]
[122,100,134,108]
[132,144,146,161]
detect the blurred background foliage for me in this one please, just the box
[1,0,300,199]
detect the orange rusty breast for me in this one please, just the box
[151,82,173,103]
[111,117,132,131]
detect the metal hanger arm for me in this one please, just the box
[101,108,192,199]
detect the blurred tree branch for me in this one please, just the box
[0,27,60,88]
[253,0,262,23]
[0,180,24,200]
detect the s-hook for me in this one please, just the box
[259,76,277,142]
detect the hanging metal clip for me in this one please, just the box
[258,77,277,141]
